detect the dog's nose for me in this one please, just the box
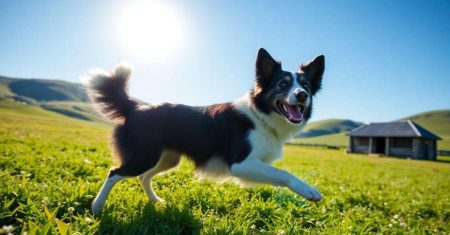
[294,90,309,102]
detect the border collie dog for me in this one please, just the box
[86,48,325,213]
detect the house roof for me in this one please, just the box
[348,120,441,140]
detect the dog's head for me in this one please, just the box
[251,48,325,125]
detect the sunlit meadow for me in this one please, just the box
[0,100,449,234]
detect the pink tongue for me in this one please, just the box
[286,104,302,121]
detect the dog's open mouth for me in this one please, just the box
[276,100,305,123]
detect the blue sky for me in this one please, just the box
[0,0,449,123]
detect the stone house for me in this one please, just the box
[347,120,440,160]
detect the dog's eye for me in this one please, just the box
[301,81,309,88]
[279,81,287,89]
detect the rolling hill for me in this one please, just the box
[0,76,89,102]
[0,76,103,122]
[291,132,349,146]
[296,119,363,138]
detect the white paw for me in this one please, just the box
[151,196,165,203]
[91,199,104,214]
[289,181,323,202]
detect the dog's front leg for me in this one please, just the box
[230,159,322,201]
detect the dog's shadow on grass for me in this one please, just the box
[97,202,202,234]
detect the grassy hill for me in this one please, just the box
[296,119,363,138]
[0,76,104,122]
[291,132,349,147]
[0,97,449,234]
[0,76,89,102]
[292,119,363,147]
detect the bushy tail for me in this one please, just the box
[82,63,137,123]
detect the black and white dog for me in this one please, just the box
[85,48,325,213]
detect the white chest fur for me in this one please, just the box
[247,126,284,163]
[232,94,305,163]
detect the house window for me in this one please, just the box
[391,138,412,148]
[354,137,369,146]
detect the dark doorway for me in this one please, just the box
[423,142,429,160]
[374,137,386,154]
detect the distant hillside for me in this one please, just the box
[0,76,89,102]
[296,119,363,138]
[0,76,102,122]
[291,132,349,147]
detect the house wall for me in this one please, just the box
[388,137,413,158]
[351,137,370,153]
[415,139,437,160]
[349,136,437,160]
[432,140,437,160]
[389,147,413,157]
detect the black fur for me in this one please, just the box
[300,55,325,96]
[109,103,254,177]
[251,48,282,114]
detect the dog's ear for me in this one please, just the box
[255,48,280,90]
[300,55,325,96]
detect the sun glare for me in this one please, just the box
[117,1,184,60]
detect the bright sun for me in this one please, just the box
[117,1,184,59]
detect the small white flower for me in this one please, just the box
[85,217,93,224]
[42,196,49,204]
[393,214,399,219]
[67,207,75,213]
[250,224,256,230]
[1,225,14,233]
[388,224,393,228]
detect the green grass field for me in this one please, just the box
[1,99,449,234]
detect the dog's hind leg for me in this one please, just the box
[138,149,181,202]
[91,168,126,213]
